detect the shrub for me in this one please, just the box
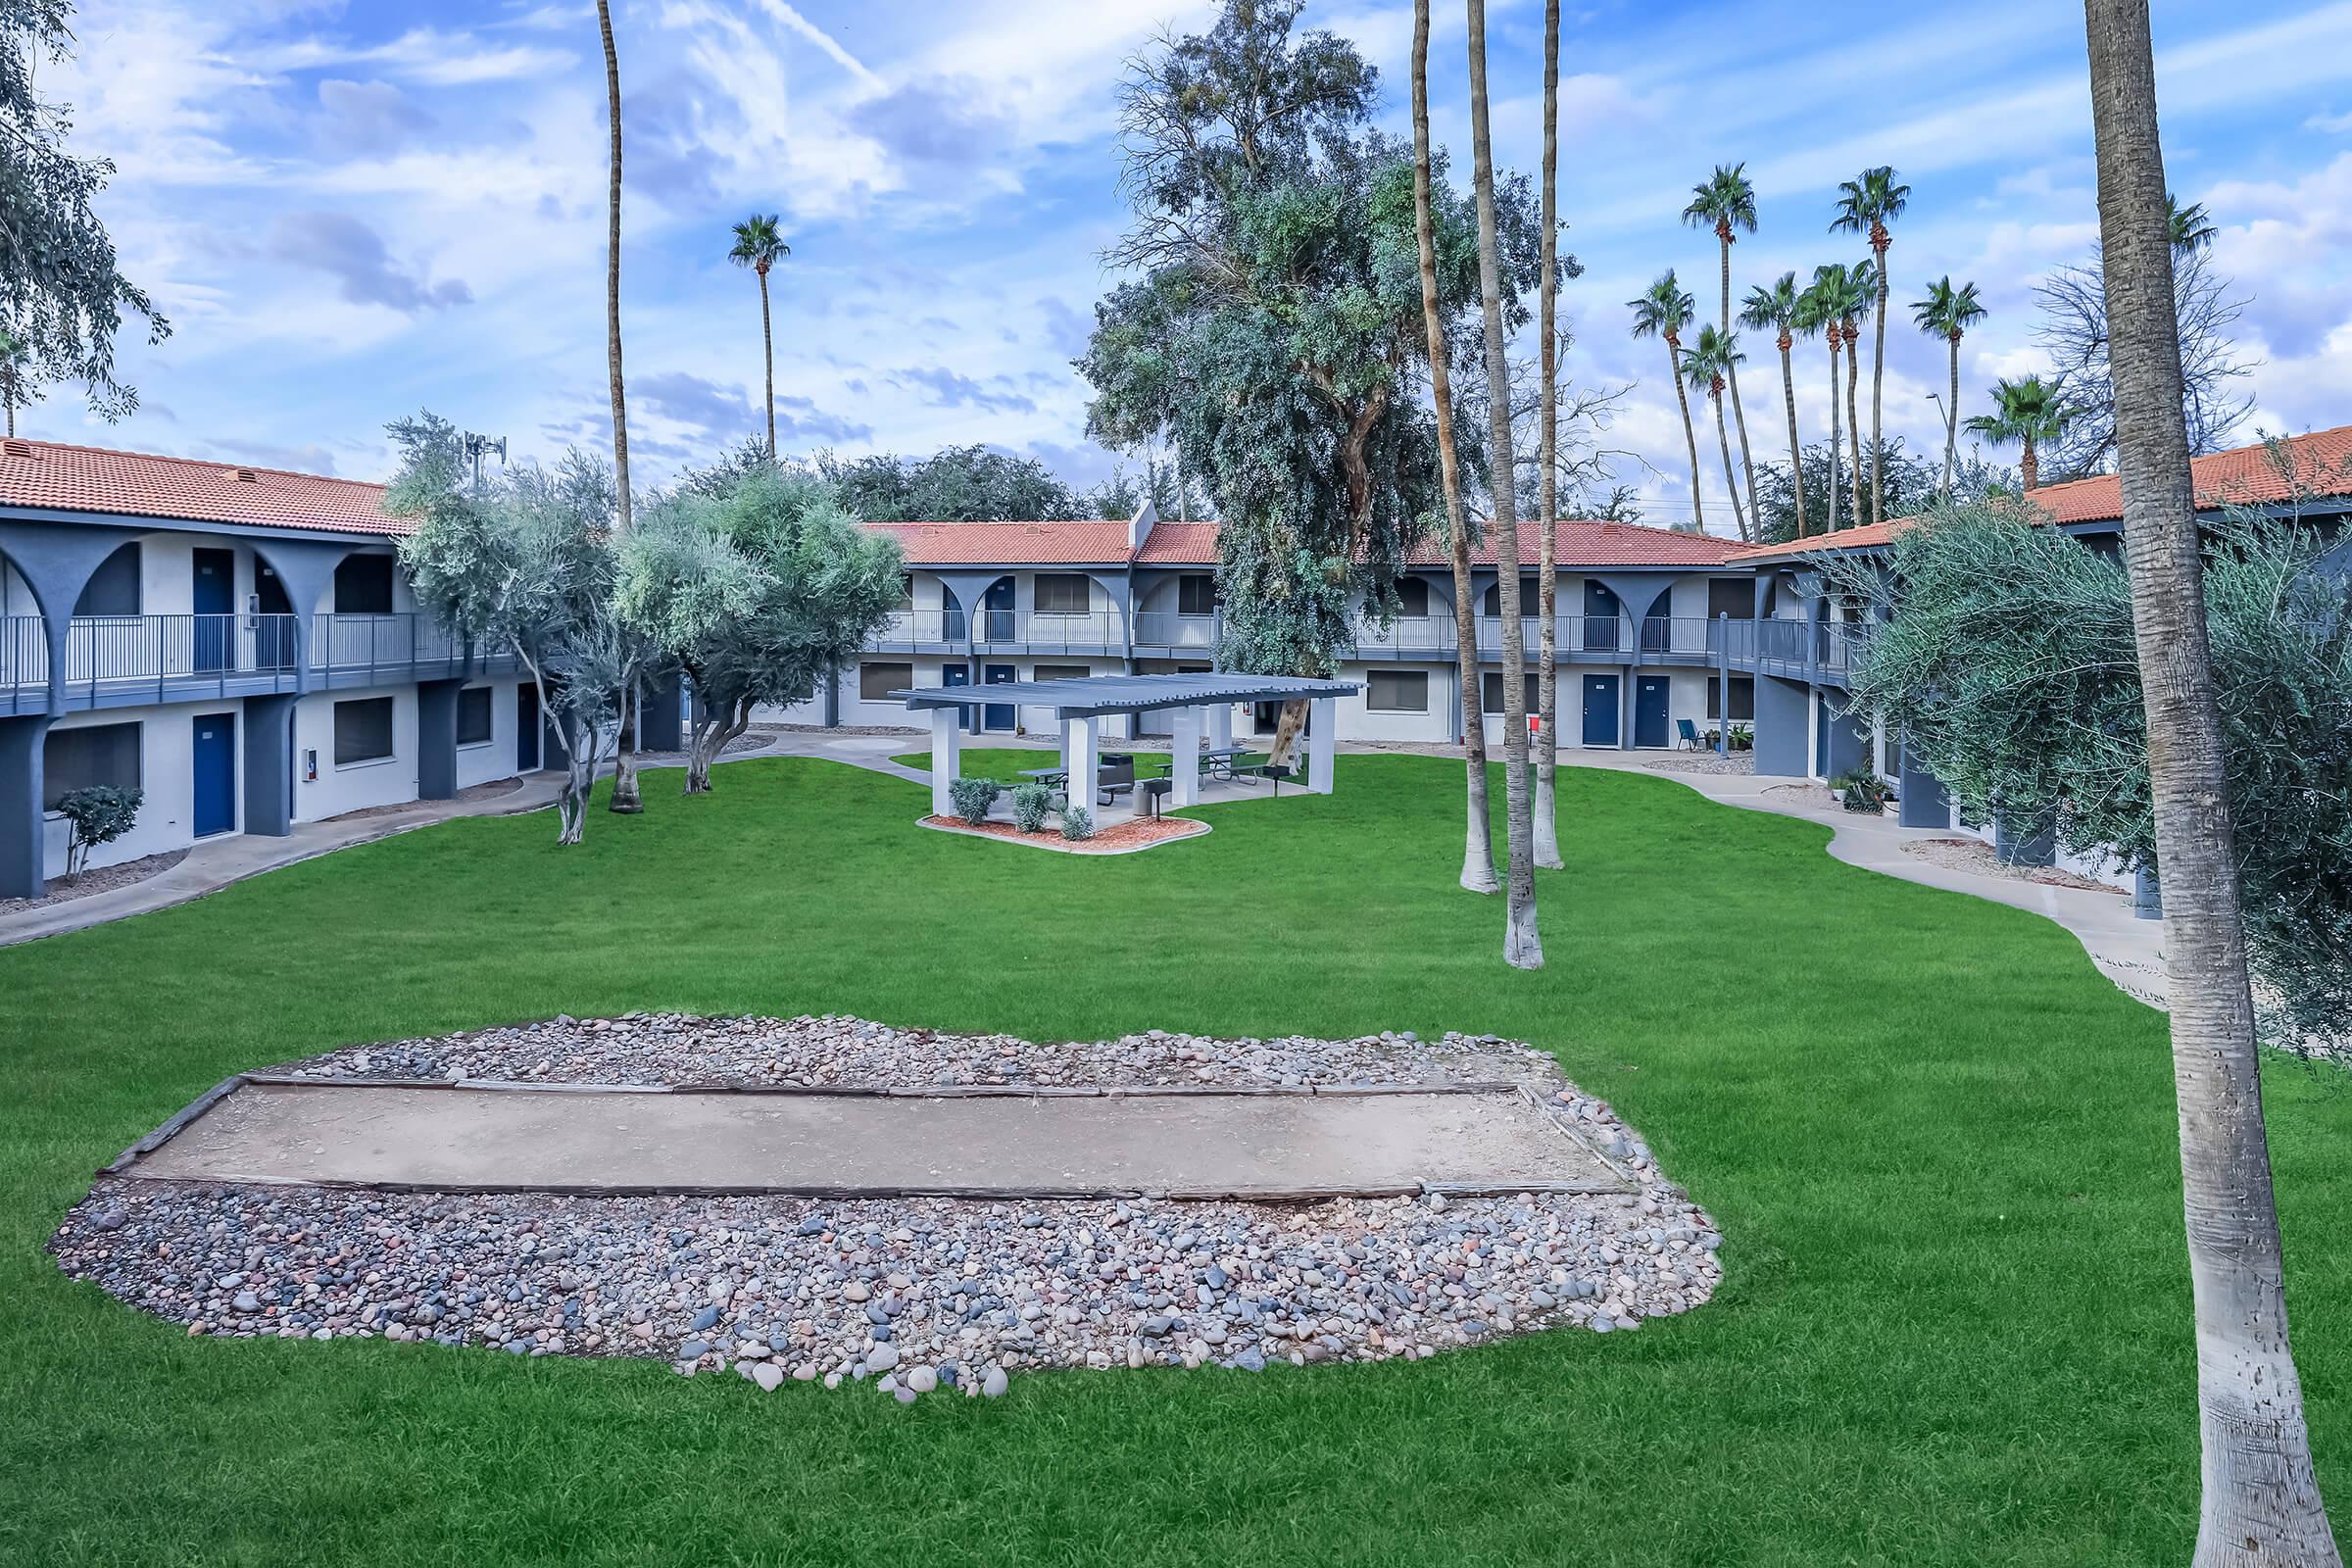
[1009,781,1054,834]
[947,776,1002,826]
[1728,723,1753,752]
[1059,805,1095,842]
[1831,770,1889,813]
[57,785,142,878]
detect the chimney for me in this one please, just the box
[1128,498,1158,556]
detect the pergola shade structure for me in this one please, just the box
[892,672,1360,816]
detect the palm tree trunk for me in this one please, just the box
[1411,0,1495,895]
[759,269,776,459]
[2084,5,2339,1560]
[1532,0,1562,872]
[1721,236,1760,523]
[1780,336,1806,537]
[2022,435,2038,494]
[1466,0,1541,968]
[1668,340,1705,530]
[1844,324,1865,529]
[1870,254,1888,524]
[1826,342,1842,532]
[596,0,631,533]
[1943,332,1961,498]
[1712,393,1746,541]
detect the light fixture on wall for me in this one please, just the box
[303,749,318,783]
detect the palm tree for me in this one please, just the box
[1466,0,1542,969]
[1836,260,1877,530]
[1409,0,1496,896]
[1830,165,1910,525]
[727,215,791,459]
[595,0,643,815]
[1681,325,1749,542]
[1796,271,1841,533]
[1683,164,1760,520]
[1964,373,2069,492]
[1740,271,1806,538]
[2167,190,2218,255]
[1631,272,1703,531]
[2083,5,2338,1558]
[1532,0,1563,872]
[0,327,27,439]
[1911,275,1986,499]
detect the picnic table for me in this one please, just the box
[1143,747,1250,781]
[1017,765,1069,787]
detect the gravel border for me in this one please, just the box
[1642,754,1756,776]
[0,849,188,914]
[53,1016,1721,1399]
[1901,835,2127,894]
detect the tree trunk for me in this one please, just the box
[1844,323,1865,530]
[608,681,644,813]
[1532,0,1562,872]
[1668,337,1704,530]
[1721,233,1760,525]
[1870,250,1889,524]
[686,693,753,794]
[1466,0,1542,969]
[759,269,776,460]
[2084,7,2340,1560]
[1412,0,1495,895]
[1826,342,1842,532]
[1944,331,1961,498]
[1712,391,1746,541]
[1780,335,1806,537]
[597,0,632,532]
[2023,435,2039,494]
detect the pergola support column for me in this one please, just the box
[1304,697,1337,794]
[929,706,960,817]
[1207,702,1233,752]
[1169,706,1202,808]
[1064,714,1101,812]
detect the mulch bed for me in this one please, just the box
[0,849,190,914]
[1902,836,2127,894]
[921,814,1209,854]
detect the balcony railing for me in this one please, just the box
[874,609,1129,650]
[1714,616,1873,676]
[1131,612,1219,650]
[1,612,517,709]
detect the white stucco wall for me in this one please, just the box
[37,701,239,876]
[292,684,418,821]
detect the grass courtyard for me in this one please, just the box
[3,753,2346,1565]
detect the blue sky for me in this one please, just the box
[44,0,2352,528]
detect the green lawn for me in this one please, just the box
[3,754,2345,1566]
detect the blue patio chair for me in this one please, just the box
[1676,718,1703,751]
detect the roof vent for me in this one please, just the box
[1,439,32,460]
[232,466,258,483]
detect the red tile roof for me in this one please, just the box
[0,438,403,536]
[1407,519,1750,568]
[1734,517,1914,564]
[867,518,1135,564]
[2028,423,2352,524]
[1133,520,1221,564]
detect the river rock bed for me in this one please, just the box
[54,1020,1722,1398]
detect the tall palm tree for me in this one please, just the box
[1911,275,1986,499]
[1409,0,1496,896]
[1796,271,1841,533]
[2084,4,2339,1559]
[1681,325,1749,542]
[1837,259,1876,530]
[1630,272,1703,531]
[1740,271,1806,538]
[1830,165,1910,525]
[1683,164,1760,520]
[1964,373,2069,492]
[1466,0,1542,969]
[2167,191,2218,255]
[596,0,643,815]
[1532,0,1563,872]
[727,215,791,459]
[0,326,27,439]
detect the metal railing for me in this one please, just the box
[1131,612,1218,650]
[979,610,1127,651]
[1714,615,1873,675]
[1,612,517,706]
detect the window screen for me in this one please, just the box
[333,554,395,614]
[456,686,494,746]
[1032,663,1090,682]
[42,722,141,809]
[1366,669,1429,712]
[1707,578,1755,620]
[1033,574,1090,613]
[1177,574,1216,615]
[1394,579,1430,617]
[1706,676,1756,721]
[859,662,912,702]
[333,697,395,765]
[1481,672,1541,715]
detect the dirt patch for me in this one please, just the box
[1643,754,1755,776]
[0,849,189,914]
[922,813,1209,854]
[1903,835,2126,894]
[319,777,526,825]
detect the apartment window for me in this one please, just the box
[333,697,396,766]
[42,722,141,810]
[1707,578,1755,620]
[456,686,494,747]
[334,554,395,614]
[895,572,915,612]
[859,662,912,703]
[73,544,142,615]
[1706,676,1756,721]
[1176,574,1216,615]
[1482,672,1541,715]
[1394,578,1430,617]
[1366,669,1429,712]
[1032,663,1090,682]
[1034,574,1090,614]
[1481,577,1544,616]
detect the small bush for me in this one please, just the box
[948,776,1002,826]
[1831,770,1889,813]
[1058,805,1095,842]
[57,785,142,878]
[1009,782,1054,834]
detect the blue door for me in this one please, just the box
[193,548,233,673]
[1581,674,1619,747]
[1584,581,1620,653]
[982,579,1015,643]
[982,663,1017,732]
[192,712,235,838]
[1635,675,1671,748]
[941,662,972,730]
[1815,694,1831,775]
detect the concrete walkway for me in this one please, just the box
[123,1078,1625,1200]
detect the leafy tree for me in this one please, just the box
[1965,372,2070,492]
[615,466,903,793]
[56,784,138,878]
[1683,164,1760,521]
[1679,324,1749,541]
[1,0,170,419]
[818,445,1080,521]
[727,214,791,458]
[1083,461,1211,521]
[1750,436,1937,547]
[1911,275,1986,500]
[1629,272,1702,530]
[1740,271,1807,537]
[1830,165,1909,524]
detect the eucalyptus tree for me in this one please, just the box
[1912,275,1986,499]
[1410,0,1496,894]
[1794,271,1840,532]
[1466,0,1542,968]
[1681,325,1749,542]
[1830,166,1909,525]
[1532,0,1564,872]
[1630,272,1703,531]
[727,215,791,459]
[2082,14,2337,1546]
[1964,373,2069,492]
[1683,164,1760,521]
[1,0,170,420]
[1740,271,1807,537]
